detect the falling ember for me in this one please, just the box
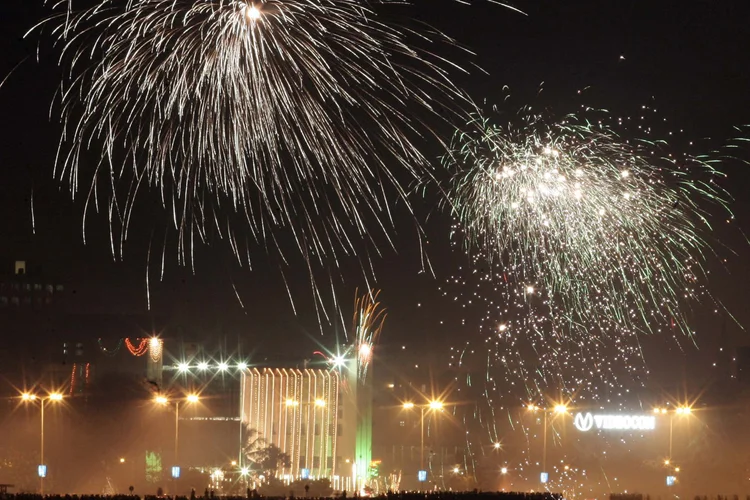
[443,104,730,336]
[34,0,473,320]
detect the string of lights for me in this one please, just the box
[125,338,149,356]
[97,338,123,357]
[148,338,163,362]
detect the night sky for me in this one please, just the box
[2,0,750,379]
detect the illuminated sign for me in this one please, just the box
[540,472,549,483]
[38,465,47,478]
[418,470,427,482]
[666,476,676,487]
[573,412,655,432]
[301,469,310,480]
[171,466,181,479]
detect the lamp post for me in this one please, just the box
[22,392,64,495]
[526,403,568,489]
[155,394,200,497]
[402,400,444,474]
[653,406,691,464]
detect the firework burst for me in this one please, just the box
[351,288,386,381]
[35,0,472,308]
[444,105,730,336]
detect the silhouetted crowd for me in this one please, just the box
[0,492,563,500]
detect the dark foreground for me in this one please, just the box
[2,494,563,500]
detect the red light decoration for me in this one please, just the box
[125,338,149,356]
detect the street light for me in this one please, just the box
[493,442,502,450]
[554,404,568,414]
[154,393,200,496]
[526,403,569,489]
[653,406,691,462]
[402,400,445,473]
[21,391,64,494]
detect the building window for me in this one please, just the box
[313,457,320,468]
[399,420,405,427]
[337,424,342,436]
[314,424,320,436]
[34,284,42,291]
[55,285,64,292]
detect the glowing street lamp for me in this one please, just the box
[493,442,502,450]
[500,467,508,475]
[654,406,692,462]
[154,393,200,490]
[524,402,570,490]
[402,400,446,472]
[554,404,568,414]
[21,391,64,494]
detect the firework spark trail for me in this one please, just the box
[435,100,747,491]
[33,0,477,315]
[443,105,730,337]
[352,288,386,381]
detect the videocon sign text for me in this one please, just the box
[573,412,656,432]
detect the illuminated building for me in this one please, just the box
[240,368,341,479]
[239,349,375,492]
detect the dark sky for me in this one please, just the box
[1,0,750,374]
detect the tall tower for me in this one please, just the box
[351,345,373,490]
[316,290,383,492]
